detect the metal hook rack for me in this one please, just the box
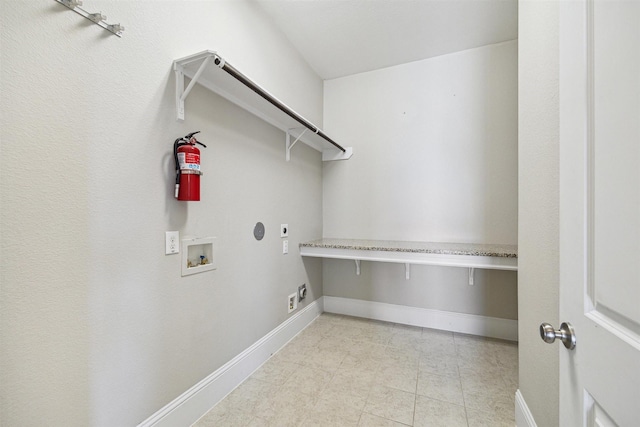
[54,0,124,37]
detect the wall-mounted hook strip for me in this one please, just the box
[54,0,124,37]
[88,12,105,22]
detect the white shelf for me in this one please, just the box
[173,50,352,162]
[300,245,517,270]
[300,238,517,283]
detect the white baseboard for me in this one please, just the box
[323,296,518,341]
[137,298,324,427]
[515,389,537,427]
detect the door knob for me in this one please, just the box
[539,322,576,350]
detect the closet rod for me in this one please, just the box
[212,56,346,153]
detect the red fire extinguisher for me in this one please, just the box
[174,131,207,201]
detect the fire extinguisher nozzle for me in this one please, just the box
[174,184,179,199]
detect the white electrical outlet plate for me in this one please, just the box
[287,292,297,313]
[283,240,289,254]
[165,231,180,254]
[280,224,288,238]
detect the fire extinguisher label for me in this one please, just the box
[178,152,200,171]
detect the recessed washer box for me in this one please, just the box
[181,237,216,276]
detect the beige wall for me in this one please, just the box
[518,1,560,425]
[0,1,323,425]
[322,41,518,319]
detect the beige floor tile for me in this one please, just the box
[301,319,338,337]
[345,340,387,362]
[358,412,411,426]
[272,339,317,365]
[374,363,418,393]
[301,397,362,426]
[330,325,367,342]
[413,395,467,427]
[466,406,516,427]
[192,398,257,426]
[353,327,394,346]
[454,332,494,348]
[223,377,278,413]
[336,315,376,329]
[319,372,372,411]
[495,343,518,365]
[502,370,519,394]
[422,327,454,339]
[198,314,520,427]
[304,346,347,372]
[316,334,353,352]
[420,339,458,358]
[280,365,334,396]
[292,329,327,347]
[421,330,456,352]
[460,370,509,396]
[462,388,515,416]
[418,351,459,378]
[339,354,382,376]
[254,386,317,426]
[391,323,424,337]
[246,416,271,427]
[387,333,425,352]
[379,346,421,370]
[361,319,397,335]
[251,358,300,385]
[364,385,416,425]
[416,371,464,406]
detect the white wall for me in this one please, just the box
[518,1,560,425]
[322,41,518,319]
[0,1,323,425]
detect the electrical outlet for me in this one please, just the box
[280,224,289,238]
[298,284,307,302]
[287,292,297,313]
[283,240,289,254]
[165,231,179,254]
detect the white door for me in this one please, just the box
[559,0,640,425]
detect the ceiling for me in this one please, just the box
[254,0,518,80]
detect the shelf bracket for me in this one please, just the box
[405,263,411,280]
[286,128,308,161]
[355,260,361,276]
[175,55,213,121]
[468,268,475,285]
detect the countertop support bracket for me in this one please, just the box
[405,263,411,280]
[355,260,361,276]
[468,267,475,285]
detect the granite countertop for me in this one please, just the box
[299,238,518,258]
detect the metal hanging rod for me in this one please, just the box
[212,55,345,153]
[174,51,352,161]
[54,0,124,37]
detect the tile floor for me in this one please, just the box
[193,313,518,427]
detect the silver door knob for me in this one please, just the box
[539,322,576,350]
